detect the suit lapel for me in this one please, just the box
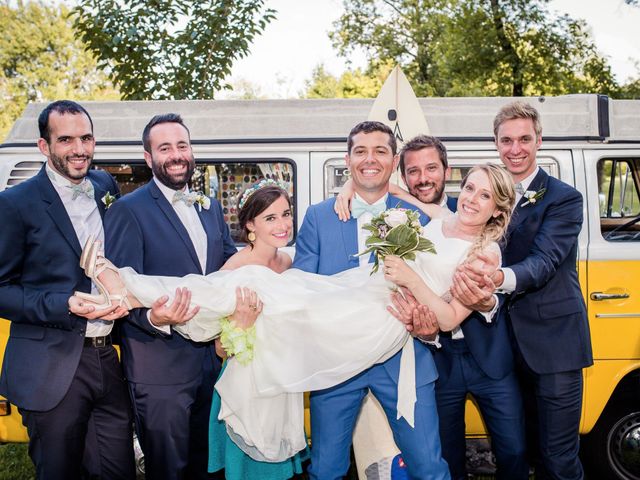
[509,169,549,232]
[149,182,203,273]
[91,176,108,220]
[339,218,361,268]
[37,168,82,257]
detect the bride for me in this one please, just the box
[74,164,514,464]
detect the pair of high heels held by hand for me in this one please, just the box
[74,236,133,311]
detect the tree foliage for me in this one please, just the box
[0,0,118,142]
[73,0,276,100]
[330,0,619,97]
[304,61,394,98]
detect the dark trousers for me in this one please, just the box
[129,347,221,480]
[20,344,135,480]
[435,338,528,480]
[514,346,585,480]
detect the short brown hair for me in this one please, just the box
[347,121,397,156]
[493,101,542,139]
[398,135,448,174]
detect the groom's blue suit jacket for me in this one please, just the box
[105,180,237,385]
[292,194,438,387]
[0,166,119,411]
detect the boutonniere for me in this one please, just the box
[194,192,211,211]
[101,192,118,209]
[521,188,546,207]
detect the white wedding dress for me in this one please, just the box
[119,219,475,462]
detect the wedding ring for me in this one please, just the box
[250,304,257,310]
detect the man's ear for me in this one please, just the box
[37,138,50,158]
[143,151,153,169]
[392,153,399,171]
[444,166,452,181]
[344,153,351,169]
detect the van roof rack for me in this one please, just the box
[4,94,636,146]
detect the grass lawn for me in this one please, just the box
[0,444,33,480]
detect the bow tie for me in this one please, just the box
[515,182,525,196]
[351,197,386,219]
[67,181,94,201]
[172,190,198,207]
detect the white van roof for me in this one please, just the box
[3,94,636,145]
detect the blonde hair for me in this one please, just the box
[460,164,515,256]
[493,101,542,139]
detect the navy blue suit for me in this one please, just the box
[0,166,134,479]
[105,180,236,480]
[432,202,527,479]
[501,169,593,480]
[293,195,450,480]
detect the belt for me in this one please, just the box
[84,335,112,348]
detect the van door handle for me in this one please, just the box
[590,292,630,301]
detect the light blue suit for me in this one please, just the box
[293,195,450,480]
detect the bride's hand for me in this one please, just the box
[214,338,228,360]
[334,178,355,222]
[383,255,420,289]
[230,287,263,330]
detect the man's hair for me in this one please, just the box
[347,121,397,155]
[142,113,191,153]
[38,100,93,144]
[493,101,542,139]
[398,135,448,174]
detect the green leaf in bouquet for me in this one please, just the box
[386,225,420,253]
[417,237,437,254]
[403,251,417,262]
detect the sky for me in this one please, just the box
[218,0,640,99]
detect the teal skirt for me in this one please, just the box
[208,364,309,480]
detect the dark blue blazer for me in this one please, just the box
[292,195,439,387]
[104,180,236,385]
[500,169,593,374]
[0,166,118,411]
[432,198,514,384]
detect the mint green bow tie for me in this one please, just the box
[67,181,94,201]
[351,198,385,219]
[172,190,198,207]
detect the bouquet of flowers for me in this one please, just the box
[358,208,436,274]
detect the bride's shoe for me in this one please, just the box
[75,237,133,310]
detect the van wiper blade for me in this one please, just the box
[604,214,640,241]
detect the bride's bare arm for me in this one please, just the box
[383,255,471,331]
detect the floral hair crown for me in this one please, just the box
[238,178,288,210]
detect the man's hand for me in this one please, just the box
[387,288,439,341]
[451,271,496,312]
[229,287,262,330]
[149,287,200,327]
[459,252,503,288]
[68,295,128,321]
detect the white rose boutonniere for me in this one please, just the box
[521,187,546,207]
[194,192,211,212]
[101,192,117,209]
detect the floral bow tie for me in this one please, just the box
[351,197,386,219]
[172,190,198,207]
[67,181,95,201]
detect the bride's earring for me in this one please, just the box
[248,231,256,242]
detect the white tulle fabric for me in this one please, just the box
[118,219,473,462]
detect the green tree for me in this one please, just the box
[73,0,276,100]
[330,0,619,97]
[303,61,394,98]
[0,0,118,142]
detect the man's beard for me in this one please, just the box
[50,152,92,181]
[410,182,445,205]
[152,156,195,190]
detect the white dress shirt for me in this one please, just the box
[46,164,112,338]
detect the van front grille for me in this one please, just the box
[7,161,44,187]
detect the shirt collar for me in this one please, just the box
[519,167,540,192]
[46,163,89,189]
[353,192,388,207]
[153,177,190,205]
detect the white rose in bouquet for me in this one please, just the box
[385,209,408,228]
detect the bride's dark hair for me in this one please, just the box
[238,184,291,246]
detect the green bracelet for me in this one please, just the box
[219,316,256,366]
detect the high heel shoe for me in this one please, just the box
[75,236,133,310]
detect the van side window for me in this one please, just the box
[98,160,294,244]
[598,158,640,241]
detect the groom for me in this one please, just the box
[293,121,450,479]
